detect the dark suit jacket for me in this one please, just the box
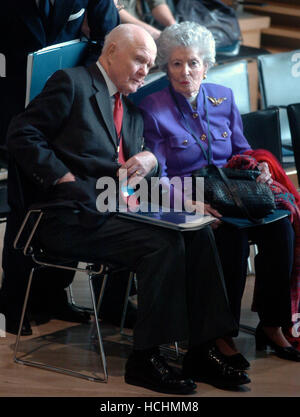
[0,0,119,143]
[7,64,147,227]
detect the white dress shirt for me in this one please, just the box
[96,61,121,110]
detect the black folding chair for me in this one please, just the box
[287,103,300,188]
[13,208,131,382]
[258,50,300,159]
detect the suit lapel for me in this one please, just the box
[88,64,118,150]
[17,0,46,48]
[121,100,137,159]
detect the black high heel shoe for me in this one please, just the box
[256,323,300,362]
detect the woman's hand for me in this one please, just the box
[185,200,222,229]
[257,162,273,185]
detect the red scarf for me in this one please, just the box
[226,149,300,349]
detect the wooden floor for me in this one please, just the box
[0,223,300,398]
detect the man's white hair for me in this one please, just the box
[102,24,156,54]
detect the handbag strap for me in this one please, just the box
[213,166,263,224]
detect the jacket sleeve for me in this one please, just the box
[7,70,75,190]
[85,0,120,63]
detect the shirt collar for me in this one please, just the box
[169,83,203,113]
[96,61,119,98]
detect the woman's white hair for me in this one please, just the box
[156,21,216,72]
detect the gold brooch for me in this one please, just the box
[207,96,227,106]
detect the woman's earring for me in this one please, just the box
[203,73,207,80]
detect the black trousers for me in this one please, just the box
[214,217,294,334]
[37,213,237,349]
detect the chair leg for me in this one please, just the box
[88,274,108,382]
[90,270,109,339]
[96,270,109,317]
[14,268,108,382]
[120,271,134,336]
[14,267,35,361]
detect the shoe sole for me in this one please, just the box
[185,375,251,390]
[125,375,196,395]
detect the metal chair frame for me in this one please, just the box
[68,266,182,360]
[13,209,110,382]
[287,102,300,187]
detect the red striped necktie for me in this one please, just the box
[113,92,125,165]
[113,93,139,210]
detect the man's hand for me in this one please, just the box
[56,172,76,184]
[257,162,273,185]
[117,151,157,186]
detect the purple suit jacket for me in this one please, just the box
[138,83,251,205]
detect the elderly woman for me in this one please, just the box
[138,21,300,371]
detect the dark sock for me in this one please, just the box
[133,346,160,359]
[188,340,215,355]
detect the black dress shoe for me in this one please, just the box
[225,353,251,370]
[5,315,32,336]
[182,347,251,389]
[125,352,197,395]
[0,295,32,336]
[52,304,91,323]
[28,310,51,325]
[256,324,300,362]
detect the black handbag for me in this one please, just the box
[169,87,275,224]
[192,165,276,223]
[175,0,242,54]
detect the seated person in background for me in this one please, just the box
[139,21,300,367]
[118,0,176,39]
[7,23,250,394]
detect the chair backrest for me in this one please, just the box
[129,73,169,106]
[0,53,5,77]
[0,179,11,222]
[258,50,300,108]
[287,103,300,186]
[204,60,251,114]
[25,39,88,106]
[130,60,251,114]
[258,50,300,147]
[241,107,282,163]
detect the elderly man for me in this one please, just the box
[7,24,250,394]
[0,0,120,335]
